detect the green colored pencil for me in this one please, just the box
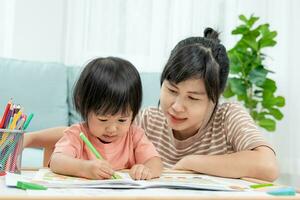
[79,132,121,179]
[23,113,34,130]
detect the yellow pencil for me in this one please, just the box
[9,109,23,130]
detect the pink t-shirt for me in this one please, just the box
[53,123,160,170]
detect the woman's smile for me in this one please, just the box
[168,112,187,124]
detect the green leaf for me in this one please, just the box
[237,94,247,101]
[245,98,258,109]
[239,15,248,23]
[259,24,277,39]
[223,84,235,98]
[268,108,284,120]
[275,96,285,107]
[229,78,247,96]
[257,112,268,120]
[247,15,259,28]
[232,25,249,35]
[258,24,277,48]
[250,110,259,121]
[230,65,241,74]
[228,51,242,74]
[258,24,270,35]
[259,118,276,131]
[241,34,258,51]
[249,66,268,86]
[262,78,276,93]
[259,39,277,49]
[262,91,276,108]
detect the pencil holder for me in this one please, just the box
[0,129,25,173]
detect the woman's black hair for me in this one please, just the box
[73,57,142,121]
[160,27,229,103]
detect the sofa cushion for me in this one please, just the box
[140,72,160,108]
[67,66,82,125]
[0,58,69,131]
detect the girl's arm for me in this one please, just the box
[23,126,66,148]
[50,153,87,177]
[50,153,114,179]
[130,156,163,180]
[173,146,279,182]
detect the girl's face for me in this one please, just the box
[87,111,133,143]
[160,78,215,139]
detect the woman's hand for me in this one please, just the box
[129,164,153,180]
[172,148,279,181]
[82,159,115,180]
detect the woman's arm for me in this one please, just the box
[23,126,67,148]
[173,146,279,182]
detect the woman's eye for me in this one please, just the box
[189,96,200,101]
[118,119,127,122]
[168,88,177,94]
[98,119,108,122]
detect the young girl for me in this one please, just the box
[24,28,278,181]
[49,57,162,180]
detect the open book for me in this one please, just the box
[24,169,253,191]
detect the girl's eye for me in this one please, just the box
[98,119,108,122]
[118,119,128,123]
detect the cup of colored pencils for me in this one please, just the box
[0,99,34,173]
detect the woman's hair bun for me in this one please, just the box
[204,27,220,43]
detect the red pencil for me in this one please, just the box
[0,99,12,128]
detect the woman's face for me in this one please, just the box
[160,78,214,139]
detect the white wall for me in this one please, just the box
[1,0,300,186]
[0,0,66,61]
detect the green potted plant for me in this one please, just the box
[223,14,285,132]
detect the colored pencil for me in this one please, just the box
[0,100,12,128]
[79,132,121,179]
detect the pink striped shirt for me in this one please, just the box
[135,102,273,168]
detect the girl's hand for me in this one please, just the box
[129,164,153,180]
[82,159,114,180]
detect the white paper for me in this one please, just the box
[31,169,253,191]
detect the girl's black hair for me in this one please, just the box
[160,27,229,103]
[73,57,142,121]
